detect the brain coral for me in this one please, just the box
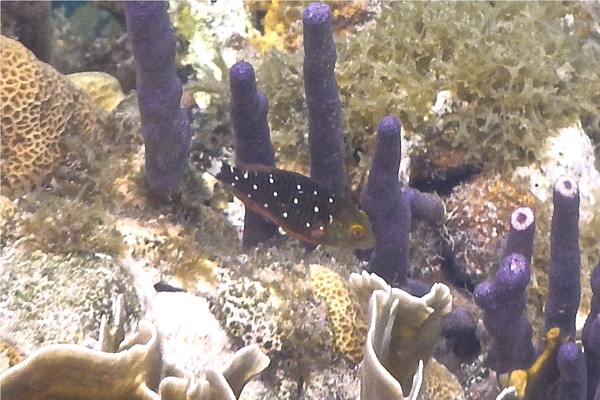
[0,35,104,195]
[308,264,367,363]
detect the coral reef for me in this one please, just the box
[246,0,372,52]
[421,358,467,400]
[123,1,192,199]
[441,174,535,287]
[1,2,598,399]
[255,2,600,187]
[0,35,105,195]
[212,276,284,355]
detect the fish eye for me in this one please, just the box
[349,224,365,239]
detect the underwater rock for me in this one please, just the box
[0,252,140,355]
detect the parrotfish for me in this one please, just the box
[209,160,375,249]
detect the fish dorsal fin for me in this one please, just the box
[237,163,277,173]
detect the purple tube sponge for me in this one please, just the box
[503,206,535,265]
[583,259,600,400]
[402,187,445,226]
[545,176,581,337]
[557,342,587,400]
[229,61,278,247]
[124,1,192,199]
[361,116,410,286]
[303,2,346,196]
[474,253,534,374]
[441,308,480,361]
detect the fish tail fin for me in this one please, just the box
[207,158,224,177]
[208,158,235,182]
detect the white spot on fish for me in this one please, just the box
[253,184,258,190]
[314,206,320,213]
[264,203,269,208]
[296,184,302,190]
[283,212,288,218]
[243,171,248,179]
[231,182,236,187]
[313,190,318,195]
[328,197,334,204]
[293,198,299,204]
[273,191,278,197]
[234,175,239,181]
[269,175,274,184]
[319,226,324,231]
[328,215,333,223]
[306,222,311,228]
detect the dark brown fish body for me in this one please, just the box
[209,160,375,249]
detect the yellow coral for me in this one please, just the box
[421,358,466,400]
[246,0,370,52]
[67,71,125,112]
[308,264,366,363]
[508,327,561,399]
[0,36,103,195]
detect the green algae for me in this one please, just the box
[20,195,124,257]
[256,2,600,183]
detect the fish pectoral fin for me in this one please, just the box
[309,227,326,240]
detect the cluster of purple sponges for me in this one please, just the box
[231,3,445,284]
[473,178,599,399]
[583,259,600,400]
[123,1,192,200]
